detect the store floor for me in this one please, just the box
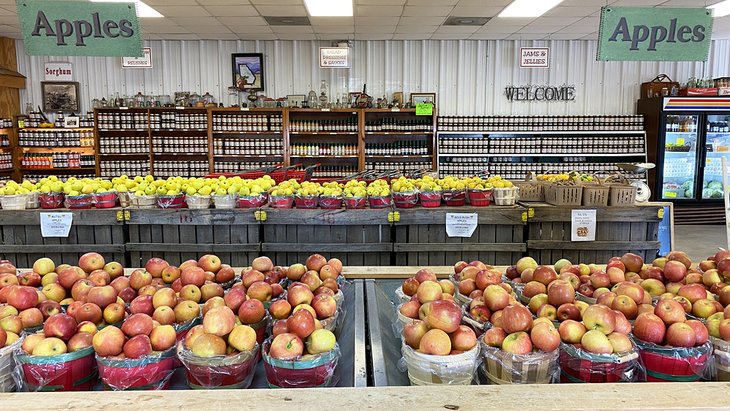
[674,224,727,262]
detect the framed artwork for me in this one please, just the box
[286,94,306,108]
[41,81,80,112]
[232,53,264,91]
[392,91,404,106]
[348,92,361,106]
[410,92,436,106]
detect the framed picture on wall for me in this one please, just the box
[410,92,436,106]
[41,81,80,112]
[232,53,264,91]
[286,94,306,108]
[392,91,404,107]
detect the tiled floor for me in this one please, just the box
[674,224,728,263]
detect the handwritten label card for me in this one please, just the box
[40,212,73,237]
[446,213,478,238]
[571,209,596,242]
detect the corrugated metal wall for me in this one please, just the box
[15,39,730,116]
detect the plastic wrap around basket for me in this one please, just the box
[0,194,28,210]
[393,192,419,208]
[480,342,559,385]
[25,191,39,209]
[269,195,294,209]
[558,342,645,383]
[295,195,319,209]
[39,193,65,209]
[212,194,237,209]
[319,196,342,209]
[93,192,118,209]
[185,195,211,209]
[394,286,412,304]
[419,192,442,208]
[632,336,712,382]
[96,346,177,390]
[402,342,479,385]
[64,194,93,209]
[177,343,260,389]
[157,194,186,209]
[709,337,730,381]
[467,189,492,206]
[261,338,340,388]
[0,337,22,392]
[343,196,367,209]
[442,190,466,206]
[368,195,393,209]
[15,345,97,392]
[237,194,268,208]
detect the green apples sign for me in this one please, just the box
[17,0,142,57]
[597,7,713,61]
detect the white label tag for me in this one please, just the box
[446,213,478,238]
[40,212,73,238]
[571,209,596,241]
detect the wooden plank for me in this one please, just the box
[394,226,407,266]
[263,208,390,225]
[527,240,661,250]
[0,244,125,253]
[262,242,392,253]
[394,243,525,252]
[524,202,662,223]
[125,243,259,253]
[347,226,364,266]
[417,225,429,267]
[395,206,525,225]
[0,209,122,226]
[126,209,256,225]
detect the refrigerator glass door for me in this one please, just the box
[661,114,700,200]
[701,114,730,200]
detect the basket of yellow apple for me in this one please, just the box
[391,177,419,208]
[295,182,321,209]
[112,175,138,208]
[463,176,494,206]
[23,181,39,209]
[343,180,367,209]
[0,181,32,210]
[367,179,392,208]
[234,177,273,208]
[438,176,467,206]
[269,180,298,209]
[180,178,212,209]
[37,177,66,209]
[91,179,118,209]
[416,177,442,208]
[123,175,157,208]
[154,178,186,209]
[62,178,94,209]
[319,182,343,209]
[492,179,519,206]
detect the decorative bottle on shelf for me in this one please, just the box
[319,80,329,108]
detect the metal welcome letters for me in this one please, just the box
[17,0,142,57]
[504,85,576,103]
[597,7,713,61]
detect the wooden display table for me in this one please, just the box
[1,383,728,410]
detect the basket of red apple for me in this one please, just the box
[399,299,480,385]
[705,308,730,381]
[397,271,457,329]
[453,263,509,307]
[280,254,345,310]
[0,328,22,392]
[177,306,260,389]
[460,284,519,335]
[556,304,645,383]
[517,263,581,310]
[631,298,713,382]
[262,327,340,388]
[94,314,178,390]
[14,314,97,392]
[478,306,560,384]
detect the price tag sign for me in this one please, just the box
[571,209,596,242]
[446,213,478,238]
[416,103,433,116]
[40,212,73,238]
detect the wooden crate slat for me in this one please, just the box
[262,242,392,253]
[527,240,660,250]
[0,244,125,253]
[125,243,259,253]
[394,243,526,252]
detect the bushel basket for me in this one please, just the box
[559,342,645,383]
[480,341,559,384]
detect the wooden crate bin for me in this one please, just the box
[125,209,260,267]
[0,209,125,267]
[524,202,662,265]
[261,208,393,266]
[393,206,527,266]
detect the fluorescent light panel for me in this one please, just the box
[304,0,353,17]
[709,0,730,17]
[498,0,564,18]
[89,0,164,18]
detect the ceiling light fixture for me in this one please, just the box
[708,0,730,17]
[89,0,164,18]
[498,0,564,18]
[304,0,353,17]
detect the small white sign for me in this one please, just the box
[40,212,73,238]
[571,209,596,242]
[446,213,478,238]
[520,47,549,68]
[44,62,73,81]
[122,47,152,68]
[319,47,349,68]
[63,116,80,128]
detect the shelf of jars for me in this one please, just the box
[1,125,13,178]
[437,114,645,132]
[210,108,285,171]
[288,109,362,171]
[363,109,436,172]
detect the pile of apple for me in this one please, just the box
[515,264,587,323]
[633,297,709,349]
[706,306,730,343]
[402,298,477,356]
[0,326,20,350]
[557,304,634,355]
[92,313,177,359]
[182,306,259,358]
[267,308,339,360]
[144,254,238,288]
[399,268,456,319]
[20,313,98,357]
[480,303,561,355]
[452,261,506,301]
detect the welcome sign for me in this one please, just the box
[597,7,713,61]
[17,0,142,57]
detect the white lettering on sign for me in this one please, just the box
[571,209,597,242]
[122,47,152,68]
[319,47,349,68]
[40,212,73,237]
[446,213,478,238]
[44,62,73,81]
[520,47,550,68]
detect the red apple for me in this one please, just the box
[103,302,126,325]
[238,299,266,325]
[121,313,154,337]
[501,331,532,355]
[93,325,126,357]
[482,327,507,347]
[419,328,451,355]
[558,320,586,344]
[501,304,532,334]
[403,320,429,349]
[686,319,709,346]
[633,312,666,344]
[7,286,38,311]
[43,313,77,341]
[582,305,615,335]
[654,299,686,326]
[450,325,477,351]
[268,333,304,360]
[198,254,222,273]
[286,309,316,340]
[79,252,105,274]
[665,322,696,348]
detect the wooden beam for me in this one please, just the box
[262,243,392,253]
[528,240,661,250]
[125,243,259,253]
[394,243,525,252]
